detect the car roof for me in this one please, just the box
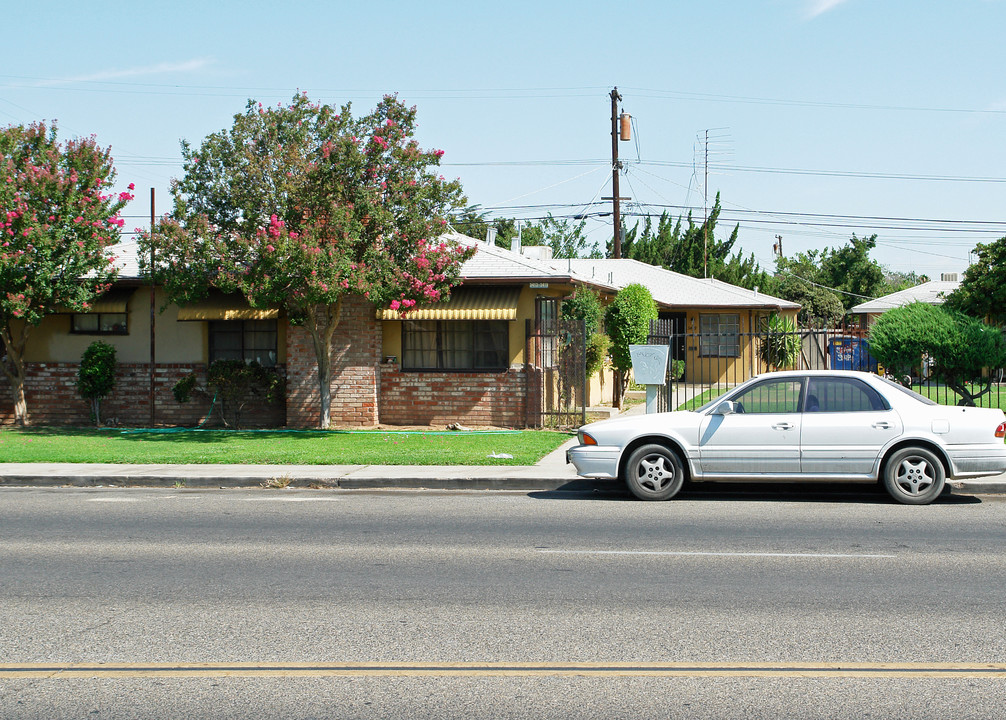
[750,370,881,381]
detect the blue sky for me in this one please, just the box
[4,0,1005,279]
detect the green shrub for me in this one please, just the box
[870,302,1006,405]
[172,360,284,428]
[77,341,117,426]
[759,313,801,369]
[560,287,604,334]
[603,284,658,403]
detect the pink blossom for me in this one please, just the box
[127,183,135,190]
[389,300,401,310]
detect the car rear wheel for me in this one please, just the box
[883,446,945,505]
[624,444,685,501]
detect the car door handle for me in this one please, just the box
[773,422,794,430]
[873,421,892,429]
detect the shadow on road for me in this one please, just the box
[529,480,982,505]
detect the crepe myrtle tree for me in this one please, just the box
[0,122,132,425]
[140,93,474,429]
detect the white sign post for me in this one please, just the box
[629,345,670,414]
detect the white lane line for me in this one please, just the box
[85,498,141,503]
[242,497,344,502]
[538,549,896,559]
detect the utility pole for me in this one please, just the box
[604,88,632,258]
[610,87,623,258]
[703,129,709,278]
[149,188,156,428]
[774,234,784,259]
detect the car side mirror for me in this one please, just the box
[713,401,737,416]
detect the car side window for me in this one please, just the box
[730,379,802,414]
[805,378,888,413]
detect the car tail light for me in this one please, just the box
[580,432,598,446]
[997,422,1006,439]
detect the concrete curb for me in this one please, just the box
[0,465,1004,495]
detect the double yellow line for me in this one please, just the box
[3,662,1006,679]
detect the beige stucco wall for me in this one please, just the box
[19,286,286,365]
[681,308,798,386]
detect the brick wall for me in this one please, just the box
[0,363,285,428]
[378,365,531,428]
[285,294,381,428]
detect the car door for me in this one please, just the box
[799,376,904,476]
[698,377,803,476]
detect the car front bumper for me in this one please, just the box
[566,444,621,479]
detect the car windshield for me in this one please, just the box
[878,376,937,405]
[694,389,741,414]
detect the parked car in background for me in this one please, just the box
[567,370,1006,505]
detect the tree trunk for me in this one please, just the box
[946,377,987,407]
[1,320,30,426]
[9,371,28,426]
[305,299,342,429]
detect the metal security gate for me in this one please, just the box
[526,318,587,428]
[647,320,885,412]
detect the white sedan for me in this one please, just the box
[567,370,1006,505]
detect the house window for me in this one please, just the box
[209,320,278,367]
[71,313,128,335]
[402,320,508,371]
[699,313,740,357]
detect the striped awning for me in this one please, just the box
[377,287,520,321]
[56,287,135,314]
[176,293,280,321]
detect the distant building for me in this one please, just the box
[850,273,961,328]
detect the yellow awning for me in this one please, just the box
[378,287,520,321]
[56,287,135,314]
[176,293,280,321]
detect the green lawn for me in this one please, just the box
[0,427,572,466]
[910,384,1006,409]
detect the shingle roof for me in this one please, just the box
[448,232,611,287]
[107,233,618,290]
[850,279,959,314]
[111,234,794,313]
[565,258,800,311]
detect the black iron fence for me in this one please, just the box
[526,318,587,428]
[646,319,1006,412]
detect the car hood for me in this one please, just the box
[579,410,702,438]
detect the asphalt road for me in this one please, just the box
[2,485,1006,719]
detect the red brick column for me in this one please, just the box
[285,294,381,428]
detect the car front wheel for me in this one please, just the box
[624,444,685,501]
[883,446,945,505]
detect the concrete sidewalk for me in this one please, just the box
[0,437,584,491]
[1,434,1005,495]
